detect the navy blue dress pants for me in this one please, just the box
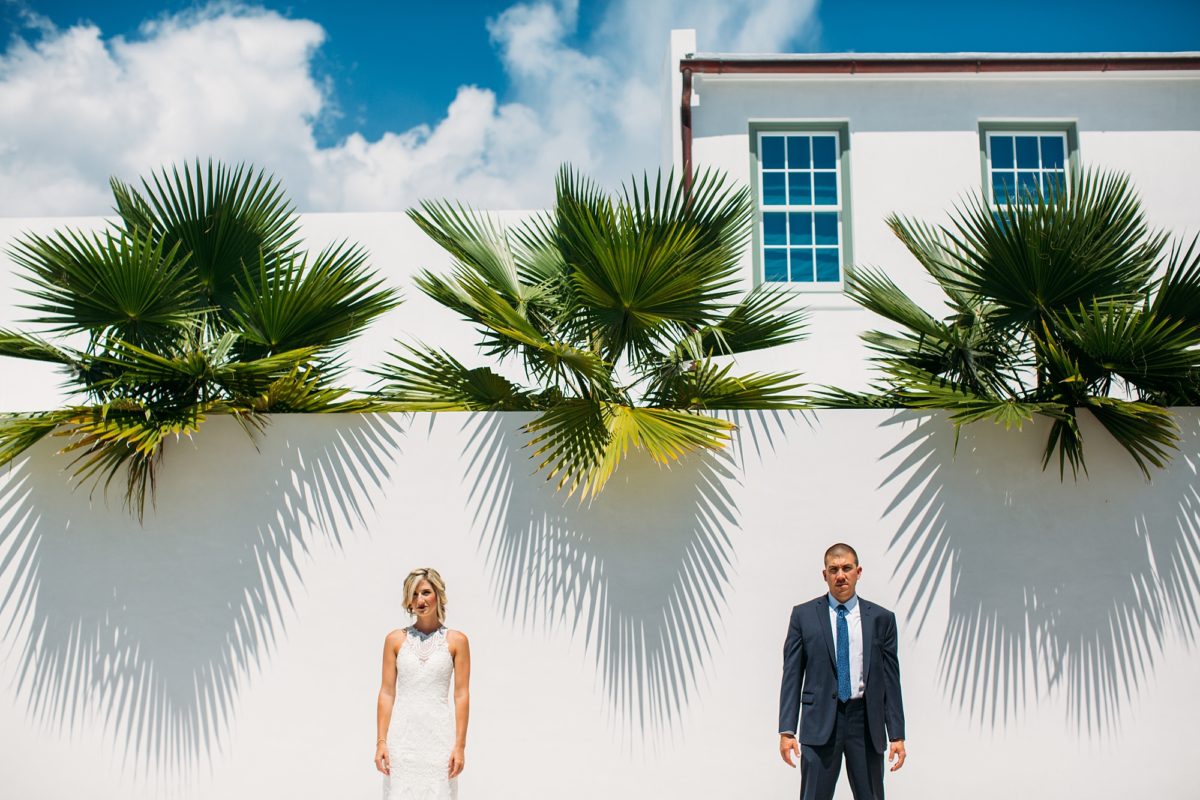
[799,699,885,800]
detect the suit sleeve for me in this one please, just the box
[880,609,906,741]
[778,606,806,735]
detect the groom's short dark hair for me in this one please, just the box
[824,543,859,566]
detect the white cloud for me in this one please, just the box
[0,0,819,216]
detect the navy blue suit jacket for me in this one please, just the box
[778,594,905,753]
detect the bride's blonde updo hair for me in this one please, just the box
[402,567,448,624]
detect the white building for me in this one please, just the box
[667,29,1200,390]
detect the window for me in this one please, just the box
[980,124,1076,206]
[754,128,849,288]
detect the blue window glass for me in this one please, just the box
[787,136,810,169]
[1040,137,1065,169]
[812,136,837,169]
[759,129,848,286]
[1015,136,1040,168]
[789,212,813,245]
[814,213,838,246]
[764,248,788,281]
[991,136,1014,169]
[763,172,786,205]
[992,171,1016,203]
[762,136,785,169]
[1017,171,1039,198]
[763,212,787,246]
[790,249,814,282]
[788,172,812,205]
[815,249,840,282]
[813,172,838,206]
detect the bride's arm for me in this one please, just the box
[448,631,471,778]
[375,630,404,775]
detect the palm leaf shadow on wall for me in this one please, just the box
[0,414,399,774]
[879,410,1200,734]
[459,412,782,737]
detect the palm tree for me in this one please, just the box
[832,167,1200,478]
[0,160,399,516]
[373,166,808,497]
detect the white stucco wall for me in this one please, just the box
[0,409,1197,799]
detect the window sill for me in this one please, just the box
[763,284,860,311]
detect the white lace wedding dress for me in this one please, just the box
[383,626,458,799]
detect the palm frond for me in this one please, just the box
[1082,396,1179,479]
[807,386,903,409]
[8,226,198,348]
[0,328,80,366]
[525,400,733,498]
[689,285,808,357]
[1053,301,1200,395]
[57,404,206,521]
[408,201,527,303]
[936,168,1164,331]
[112,159,300,311]
[647,358,805,410]
[232,242,399,357]
[555,166,750,364]
[1151,235,1200,328]
[0,409,79,467]
[372,345,541,411]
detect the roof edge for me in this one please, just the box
[681,53,1200,75]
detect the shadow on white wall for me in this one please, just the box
[0,414,401,775]
[878,411,1200,735]
[457,412,799,740]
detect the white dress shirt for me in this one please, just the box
[828,593,864,700]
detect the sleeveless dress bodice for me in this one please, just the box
[383,626,458,799]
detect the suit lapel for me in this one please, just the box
[817,597,836,668]
[860,598,875,680]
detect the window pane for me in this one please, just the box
[788,172,812,205]
[790,248,814,282]
[763,212,787,246]
[992,171,1016,203]
[990,136,1014,169]
[762,136,785,169]
[1015,136,1040,168]
[812,136,837,169]
[813,172,838,206]
[789,212,813,245]
[787,136,810,169]
[763,172,786,205]
[815,248,840,282]
[764,248,788,281]
[814,213,838,245]
[1018,171,1039,199]
[1040,136,1065,169]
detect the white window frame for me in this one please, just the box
[984,130,1070,207]
[756,129,845,292]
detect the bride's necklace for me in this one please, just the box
[407,624,445,664]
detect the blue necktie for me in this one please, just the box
[836,604,851,702]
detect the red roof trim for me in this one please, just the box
[681,56,1200,75]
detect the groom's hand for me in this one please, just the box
[779,734,800,767]
[888,739,906,771]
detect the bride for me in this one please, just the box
[375,568,471,799]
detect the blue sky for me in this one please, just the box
[0,0,1197,214]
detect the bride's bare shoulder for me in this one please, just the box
[384,628,408,649]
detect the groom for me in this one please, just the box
[778,543,906,800]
